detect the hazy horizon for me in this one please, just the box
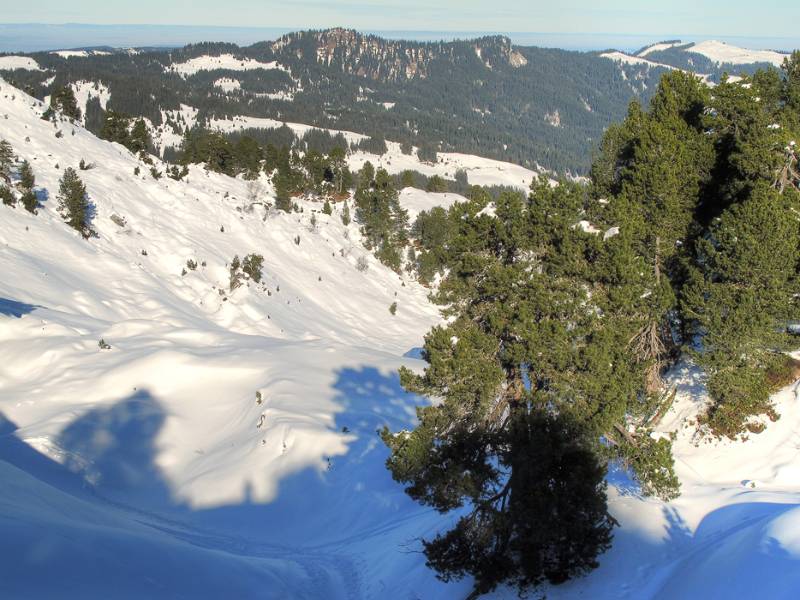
[1,22,798,54]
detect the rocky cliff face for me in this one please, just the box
[270,28,528,82]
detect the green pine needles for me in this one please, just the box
[384,56,800,595]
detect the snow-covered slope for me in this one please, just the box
[600,51,676,70]
[0,78,469,598]
[169,54,288,76]
[3,77,800,599]
[687,40,789,67]
[0,56,42,71]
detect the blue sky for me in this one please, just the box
[3,0,799,39]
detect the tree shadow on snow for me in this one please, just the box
[0,369,432,541]
[0,297,40,317]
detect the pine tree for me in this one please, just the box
[0,139,13,182]
[381,179,675,596]
[0,185,14,206]
[101,111,132,147]
[341,201,351,226]
[274,170,293,212]
[354,167,408,271]
[684,182,800,436]
[242,253,264,283]
[129,119,152,155]
[50,86,82,121]
[57,168,91,237]
[425,174,448,193]
[18,160,37,213]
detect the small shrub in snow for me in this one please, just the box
[0,185,14,206]
[242,253,263,283]
[389,302,397,315]
[98,338,111,350]
[229,255,243,291]
[356,255,369,272]
[186,259,198,271]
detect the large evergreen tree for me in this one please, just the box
[18,160,37,213]
[383,178,681,596]
[57,168,92,237]
[0,139,13,182]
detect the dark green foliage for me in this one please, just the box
[615,433,680,500]
[181,128,236,175]
[273,170,293,212]
[101,110,132,147]
[50,86,82,120]
[385,410,615,596]
[242,253,264,283]
[425,174,447,193]
[417,144,438,163]
[167,164,189,180]
[229,255,243,291]
[353,135,388,155]
[389,301,397,315]
[354,167,408,271]
[410,206,455,284]
[0,139,13,182]
[0,185,14,206]
[57,167,92,237]
[129,119,152,155]
[18,160,37,213]
[384,174,683,594]
[322,200,332,215]
[233,135,262,178]
[341,201,351,226]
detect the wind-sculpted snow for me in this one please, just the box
[2,77,800,598]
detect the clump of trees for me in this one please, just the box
[101,111,152,157]
[47,86,82,121]
[353,162,408,272]
[229,253,264,291]
[384,56,800,597]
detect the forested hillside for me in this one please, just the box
[0,29,684,174]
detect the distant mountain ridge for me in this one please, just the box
[0,29,795,174]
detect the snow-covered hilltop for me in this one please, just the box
[2,66,800,600]
[632,39,790,68]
